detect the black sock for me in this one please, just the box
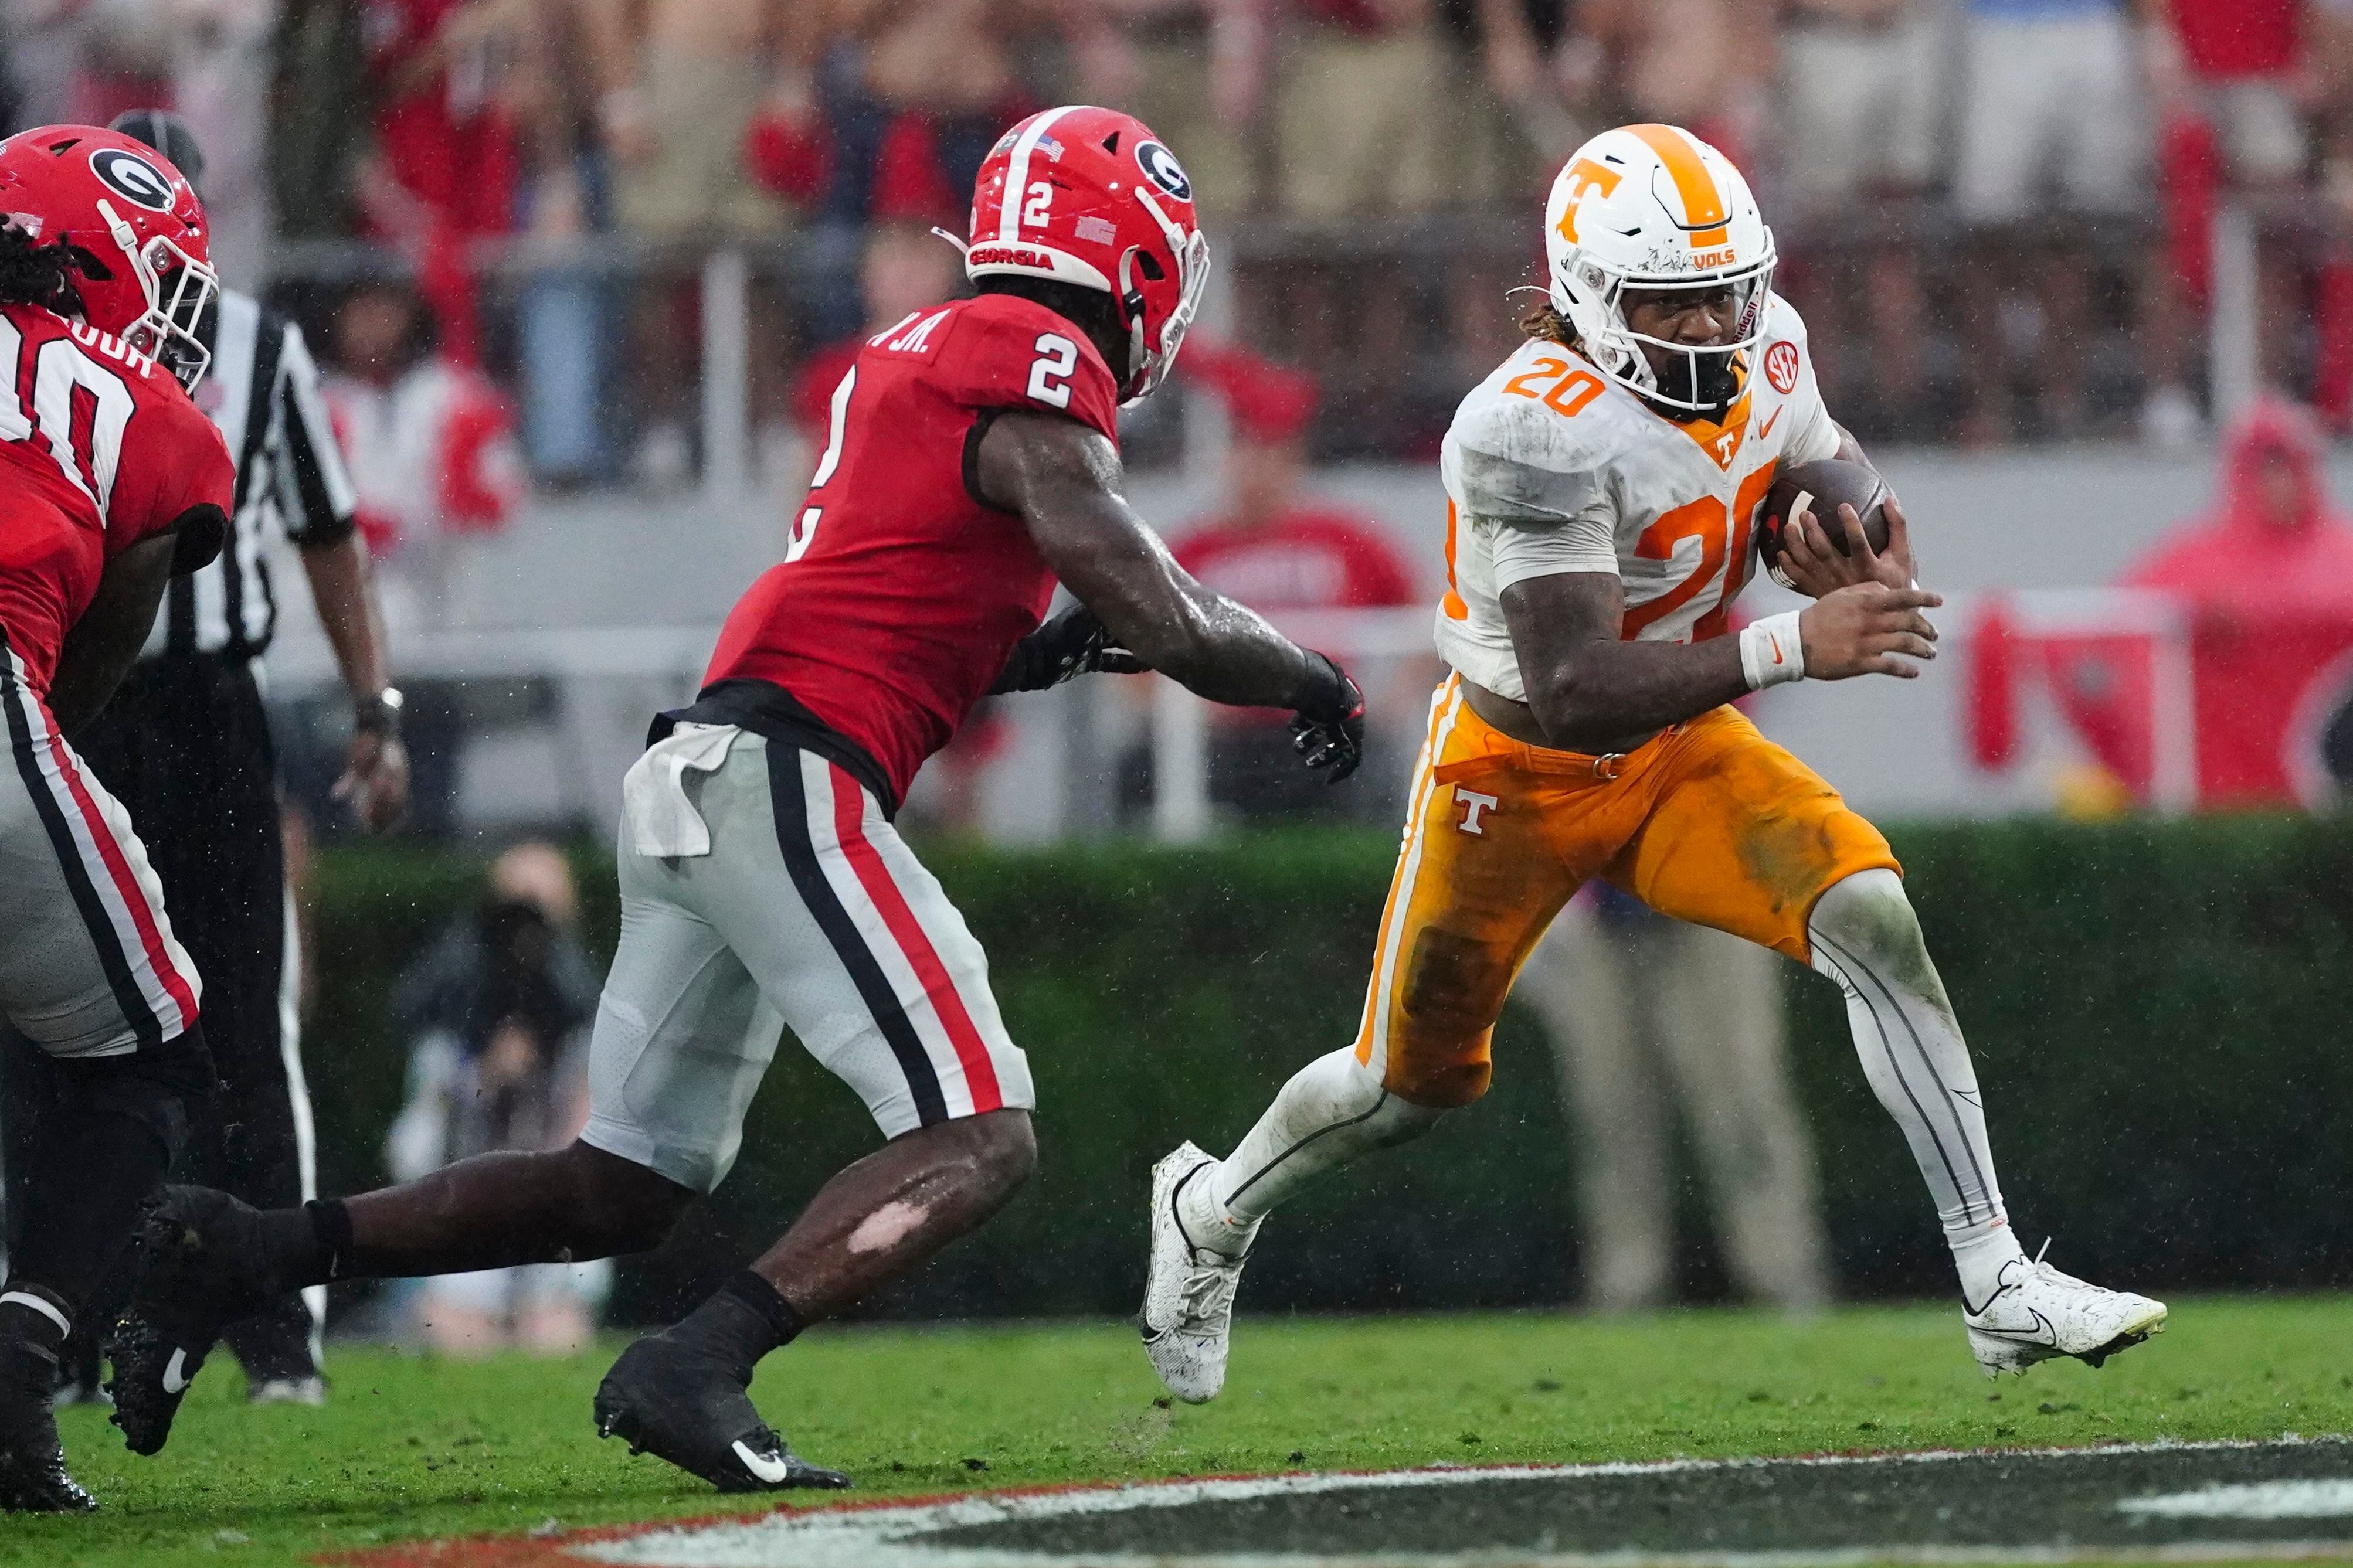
[0,1285,69,1404]
[12,1038,205,1311]
[668,1271,804,1382]
[256,1199,349,1290]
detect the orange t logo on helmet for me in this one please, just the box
[1551,158,1623,247]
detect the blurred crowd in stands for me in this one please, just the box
[3,1,2345,475]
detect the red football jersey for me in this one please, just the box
[0,303,233,695]
[707,292,1122,802]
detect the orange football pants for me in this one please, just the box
[1353,675,1900,1108]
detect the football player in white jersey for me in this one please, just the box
[1141,123,2165,1400]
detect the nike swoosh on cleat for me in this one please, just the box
[732,1440,792,1485]
[161,1349,190,1395]
[1981,1307,2059,1347]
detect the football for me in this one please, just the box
[1757,457,1891,575]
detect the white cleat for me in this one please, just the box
[247,1376,327,1407]
[1963,1242,2167,1377]
[1139,1142,1251,1404]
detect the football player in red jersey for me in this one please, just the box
[113,106,1367,1492]
[0,126,234,1511]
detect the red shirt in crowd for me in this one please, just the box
[1174,512,1417,614]
[363,0,519,236]
[1172,508,1415,726]
[2121,399,2353,805]
[2167,0,2302,80]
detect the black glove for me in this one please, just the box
[986,604,1146,695]
[1289,652,1366,784]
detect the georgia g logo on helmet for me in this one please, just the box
[89,148,175,212]
[1134,141,1191,203]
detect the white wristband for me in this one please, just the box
[1739,610,1807,690]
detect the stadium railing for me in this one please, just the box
[262,590,2243,841]
[255,195,2237,489]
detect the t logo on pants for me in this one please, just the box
[1454,788,1498,835]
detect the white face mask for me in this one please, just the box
[1121,188,1211,405]
[1578,260,1774,417]
[100,198,216,392]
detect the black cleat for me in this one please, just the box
[0,1433,96,1513]
[593,1332,851,1494]
[106,1187,275,1457]
[0,1342,94,1512]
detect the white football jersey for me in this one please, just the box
[1432,293,1840,703]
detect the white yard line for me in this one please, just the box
[563,1438,2353,1568]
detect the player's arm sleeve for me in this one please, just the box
[1452,414,1619,588]
[1480,507,1619,590]
[274,321,361,547]
[111,397,233,573]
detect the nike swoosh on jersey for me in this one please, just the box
[732,1440,792,1484]
[1757,406,1783,440]
[162,1349,191,1394]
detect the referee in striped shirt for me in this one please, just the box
[56,111,411,1402]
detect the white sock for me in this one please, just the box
[1203,1046,1448,1245]
[1949,1217,2029,1306]
[1174,1159,1257,1257]
[1808,869,2015,1300]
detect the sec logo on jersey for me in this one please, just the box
[1764,341,1800,396]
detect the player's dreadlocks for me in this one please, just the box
[0,225,94,317]
[1520,301,1577,348]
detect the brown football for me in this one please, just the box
[1757,458,1890,572]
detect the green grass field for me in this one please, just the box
[18,1294,2353,1568]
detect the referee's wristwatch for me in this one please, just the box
[354,686,405,737]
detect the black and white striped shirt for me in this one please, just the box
[142,289,358,662]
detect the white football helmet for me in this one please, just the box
[1542,123,1776,416]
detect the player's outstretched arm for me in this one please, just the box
[1502,571,1943,753]
[977,410,1356,716]
[47,533,178,736]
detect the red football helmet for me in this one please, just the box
[965,106,1209,404]
[0,125,218,390]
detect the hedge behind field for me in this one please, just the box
[300,817,2353,1321]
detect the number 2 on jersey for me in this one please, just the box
[1621,464,1778,639]
[1027,334,1078,409]
[790,334,1085,563]
[790,366,857,562]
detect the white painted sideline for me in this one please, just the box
[2120,1479,2353,1521]
[576,1437,2353,1568]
